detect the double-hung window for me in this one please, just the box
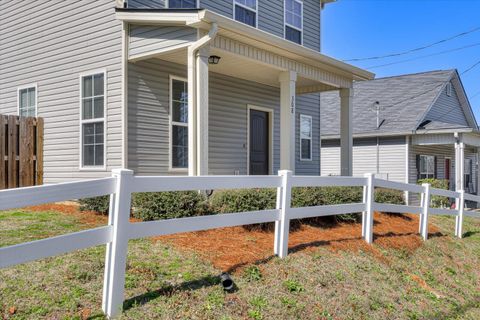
[234,0,257,27]
[464,158,472,190]
[170,77,189,170]
[18,85,37,117]
[419,155,435,179]
[300,114,312,161]
[168,0,197,8]
[80,71,105,168]
[285,0,303,44]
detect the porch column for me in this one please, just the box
[455,140,465,191]
[279,71,297,172]
[340,87,353,176]
[187,46,210,176]
[196,46,210,176]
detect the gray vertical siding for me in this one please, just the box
[425,81,469,127]
[320,136,407,183]
[296,93,321,175]
[128,58,321,176]
[0,0,123,183]
[129,26,197,58]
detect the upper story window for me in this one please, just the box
[234,0,257,27]
[18,85,37,117]
[80,71,106,168]
[300,114,312,161]
[170,76,189,170]
[285,0,303,44]
[168,0,197,8]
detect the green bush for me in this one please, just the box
[417,178,449,208]
[374,188,405,205]
[132,191,207,221]
[79,196,110,215]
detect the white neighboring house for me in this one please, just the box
[320,70,480,204]
[0,0,373,184]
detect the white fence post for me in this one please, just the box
[273,172,283,256]
[277,170,292,258]
[455,190,465,238]
[361,183,367,238]
[419,192,424,233]
[421,183,430,241]
[364,173,375,244]
[102,169,134,318]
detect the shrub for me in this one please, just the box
[79,196,110,215]
[374,188,405,205]
[417,178,449,208]
[132,191,207,221]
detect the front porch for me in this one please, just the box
[117,8,373,176]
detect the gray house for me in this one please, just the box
[320,70,480,203]
[0,0,373,184]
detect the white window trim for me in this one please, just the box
[233,0,258,28]
[419,154,435,178]
[247,104,274,175]
[446,83,452,97]
[166,0,199,8]
[17,83,38,117]
[169,75,189,173]
[299,114,312,161]
[284,0,303,45]
[79,68,107,171]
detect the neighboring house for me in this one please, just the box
[0,0,373,184]
[320,70,480,204]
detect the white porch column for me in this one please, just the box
[279,71,297,172]
[187,46,210,176]
[455,139,465,191]
[196,46,210,176]
[340,87,353,176]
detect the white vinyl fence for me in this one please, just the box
[1,169,479,318]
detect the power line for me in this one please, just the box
[470,90,480,100]
[343,26,480,62]
[365,42,480,69]
[461,59,480,75]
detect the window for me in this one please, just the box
[419,155,435,179]
[285,0,303,44]
[234,0,257,27]
[80,71,105,168]
[446,83,452,97]
[464,158,472,191]
[168,0,197,8]
[170,77,189,170]
[300,114,312,161]
[18,85,37,117]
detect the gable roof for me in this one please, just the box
[320,69,477,138]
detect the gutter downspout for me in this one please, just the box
[187,23,218,176]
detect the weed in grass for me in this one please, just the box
[280,296,297,308]
[247,309,263,320]
[249,296,267,309]
[204,290,224,311]
[244,265,262,282]
[334,270,346,282]
[283,279,304,293]
[318,310,334,320]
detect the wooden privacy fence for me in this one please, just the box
[0,115,44,189]
[0,170,479,318]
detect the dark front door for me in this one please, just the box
[249,109,269,175]
[445,158,451,189]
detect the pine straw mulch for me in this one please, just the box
[21,204,441,273]
[155,212,441,272]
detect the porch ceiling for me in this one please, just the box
[153,47,330,91]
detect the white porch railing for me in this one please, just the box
[1,169,479,318]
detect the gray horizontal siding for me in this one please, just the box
[128,0,166,8]
[200,0,233,18]
[303,0,321,51]
[296,93,320,175]
[0,0,123,183]
[424,81,469,128]
[258,0,284,38]
[129,26,197,58]
[321,136,407,183]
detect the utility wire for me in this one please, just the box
[343,26,480,62]
[470,90,480,100]
[461,59,480,75]
[365,42,480,69]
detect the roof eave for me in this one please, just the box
[321,127,474,140]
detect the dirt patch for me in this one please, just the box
[155,212,440,272]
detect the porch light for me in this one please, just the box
[208,55,221,65]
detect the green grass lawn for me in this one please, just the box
[1,209,479,320]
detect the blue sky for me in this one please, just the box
[322,0,480,119]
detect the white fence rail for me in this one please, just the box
[1,169,480,318]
